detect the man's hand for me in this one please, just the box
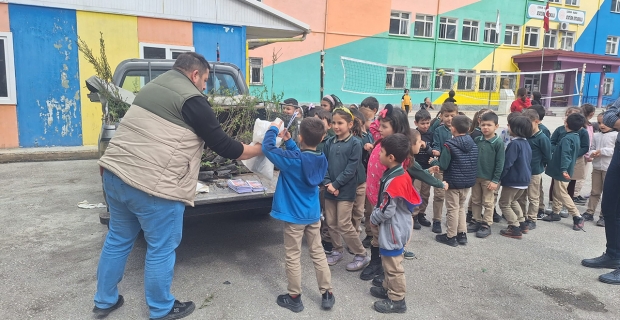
[487,182,498,191]
[428,166,440,174]
[333,190,340,197]
[442,181,449,190]
[364,143,374,151]
[326,183,336,194]
[432,150,440,157]
[563,172,571,180]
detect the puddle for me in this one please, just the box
[533,285,608,313]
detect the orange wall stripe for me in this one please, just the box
[137,17,193,47]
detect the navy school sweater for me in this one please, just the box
[500,138,532,187]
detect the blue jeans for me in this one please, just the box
[94,170,184,319]
[602,142,620,259]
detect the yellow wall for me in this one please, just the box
[76,11,138,146]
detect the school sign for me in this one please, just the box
[527,2,585,25]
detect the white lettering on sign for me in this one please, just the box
[527,3,585,25]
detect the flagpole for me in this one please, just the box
[488,9,499,108]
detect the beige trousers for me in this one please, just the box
[499,186,526,227]
[324,199,366,255]
[539,182,546,211]
[516,174,542,221]
[552,180,580,217]
[284,221,332,295]
[586,169,606,217]
[445,188,469,238]
[413,179,431,216]
[364,197,374,237]
[471,178,497,226]
[432,172,445,221]
[351,183,367,235]
[382,254,406,301]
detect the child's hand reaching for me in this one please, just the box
[364,143,374,151]
[432,150,440,157]
[487,182,498,191]
[590,150,601,158]
[442,181,449,190]
[563,172,571,180]
[428,157,438,164]
[428,166,440,174]
[278,128,291,141]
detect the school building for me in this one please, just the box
[0,0,308,148]
[249,0,620,109]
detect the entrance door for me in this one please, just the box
[523,75,540,94]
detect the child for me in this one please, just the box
[431,115,479,246]
[517,109,552,231]
[402,89,412,114]
[543,113,587,231]
[430,102,459,234]
[321,94,342,112]
[349,108,371,235]
[313,108,335,253]
[412,109,435,229]
[362,106,411,282]
[359,105,377,247]
[510,87,531,113]
[368,133,421,314]
[583,113,617,226]
[262,117,335,312]
[574,104,596,203]
[444,90,457,104]
[498,116,533,239]
[468,108,490,140]
[529,104,551,217]
[467,111,505,238]
[322,107,370,271]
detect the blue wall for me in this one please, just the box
[9,4,82,147]
[574,0,620,105]
[193,23,246,79]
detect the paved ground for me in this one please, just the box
[1,112,619,320]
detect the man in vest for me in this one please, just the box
[92,52,262,320]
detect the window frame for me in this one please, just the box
[483,22,499,44]
[560,31,575,51]
[386,66,407,89]
[478,71,497,92]
[410,68,431,90]
[603,78,614,96]
[0,32,17,105]
[543,29,558,49]
[389,11,411,36]
[438,17,458,41]
[500,73,518,91]
[549,0,561,3]
[462,19,479,43]
[249,57,263,85]
[613,0,620,13]
[434,68,454,90]
[524,27,540,48]
[139,42,195,59]
[565,0,579,6]
[606,36,619,55]
[414,14,435,38]
[504,25,521,46]
[457,69,476,91]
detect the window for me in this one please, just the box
[613,0,620,13]
[544,30,558,49]
[414,14,435,38]
[483,22,499,44]
[500,73,517,91]
[386,67,406,89]
[249,58,263,85]
[0,32,16,104]
[462,20,479,42]
[565,0,579,6]
[439,17,458,40]
[479,71,496,91]
[457,70,475,91]
[139,43,194,59]
[504,25,520,46]
[410,68,431,90]
[606,36,619,55]
[389,11,410,36]
[560,31,575,51]
[549,0,561,3]
[434,69,453,90]
[524,27,540,47]
[603,78,614,96]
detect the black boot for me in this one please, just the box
[413,215,421,230]
[418,213,431,227]
[466,210,473,223]
[360,247,383,280]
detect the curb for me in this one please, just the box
[0,147,99,163]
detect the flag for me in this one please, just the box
[543,1,550,33]
[216,43,220,62]
[495,10,500,35]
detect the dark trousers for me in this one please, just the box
[602,142,620,259]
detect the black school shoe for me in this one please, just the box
[582,212,594,221]
[151,300,195,320]
[500,225,522,239]
[374,298,407,314]
[370,286,388,299]
[456,232,468,245]
[582,253,620,269]
[537,209,546,219]
[360,262,383,281]
[467,221,481,233]
[93,295,124,319]
[418,213,432,227]
[322,240,333,254]
[372,273,385,287]
[599,269,620,285]
[573,216,585,231]
[435,234,458,247]
[321,292,335,310]
[519,222,529,234]
[413,215,422,230]
[466,211,473,223]
[493,209,502,223]
[432,221,442,234]
[542,213,561,222]
[362,236,372,248]
[277,294,304,313]
[476,224,491,238]
[526,220,537,230]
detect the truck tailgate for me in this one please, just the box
[193,172,278,206]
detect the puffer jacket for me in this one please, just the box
[443,135,478,189]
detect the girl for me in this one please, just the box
[469,108,491,140]
[573,104,596,203]
[498,115,533,239]
[320,94,342,112]
[322,107,370,271]
[361,105,412,281]
[510,87,531,113]
[349,108,371,235]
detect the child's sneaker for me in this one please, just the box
[403,250,415,260]
[346,255,370,271]
[493,209,502,222]
[573,216,585,231]
[435,234,458,247]
[582,212,594,221]
[322,240,333,254]
[372,273,385,287]
[374,298,407,314]
[360,262,383,281]
[467,221,481,233]
[542,213,561,222]
[362,236,372,248]
[500,225,522,239]
[413,216,421,230]
[277,294,304,313]
[327,251,343,266]
[456,232,467,245]
[370,286,388,299]
[432,221,442,234]
[526,220,537,230]
[418,213,431,227]
[476,224,491,238]
[466,211,473,223]
[93,295,124,319]
[519,221,529,234]
[537,209,546,219]
[597,217,605,227]
[321,292,335,310]
[150,300,195,320]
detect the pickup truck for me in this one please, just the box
[86,59,276,226]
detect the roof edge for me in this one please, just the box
[238,0,310,33]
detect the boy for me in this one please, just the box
[542,113,587,230]
[583,113,618,226]
[368,133,420,313]
[529,104,552,217]
[431,115,479,246]
[467,112,504,238]
[262,117,335,312]
[412,109,435,229]
[517,109,552,230]
[430,102,459,234]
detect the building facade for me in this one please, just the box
[250,0,620,108]
[0,0,308,148]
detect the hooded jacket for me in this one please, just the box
[262,127,328,225]
[432,135,478,189]
[510,97,531,113]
